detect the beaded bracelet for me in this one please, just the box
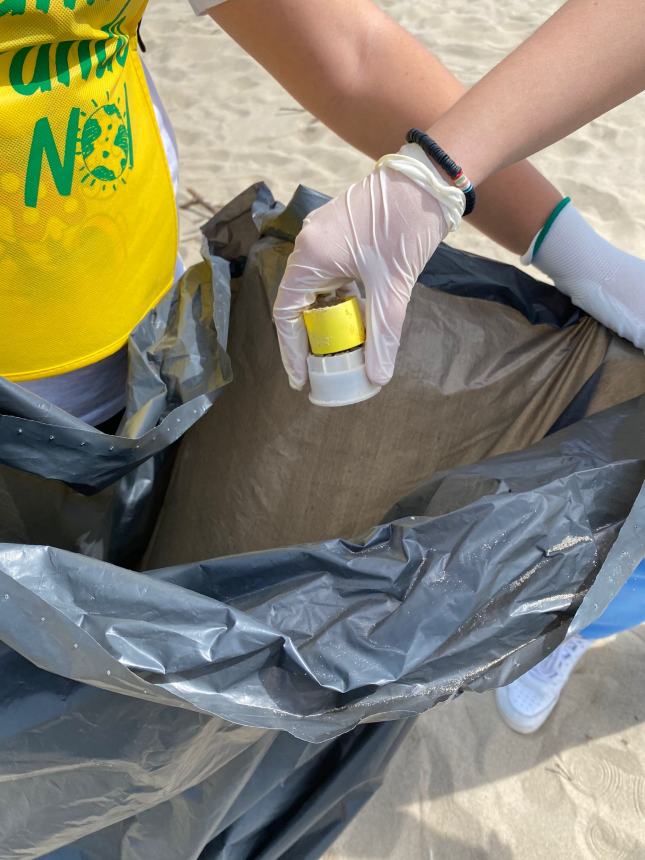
[406,128,476,216]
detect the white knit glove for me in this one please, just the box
[272,144,465,389]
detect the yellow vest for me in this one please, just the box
[0,0,177,381]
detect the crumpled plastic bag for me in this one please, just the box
[0,183,643,859]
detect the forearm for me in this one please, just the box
[210,0,463,158]
[210,0,559,251]
[429,0,645,186]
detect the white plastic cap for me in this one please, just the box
[307,347,381,407]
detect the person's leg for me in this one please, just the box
[496,558,645,734]
[579,557,645,641]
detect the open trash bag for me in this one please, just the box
[0,185,644,859]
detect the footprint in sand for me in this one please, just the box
[581,815,642,860]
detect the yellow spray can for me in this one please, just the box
[302,297,381,407]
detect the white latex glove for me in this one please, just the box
[273,144,466,389]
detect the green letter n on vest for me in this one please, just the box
[25,109,80,208]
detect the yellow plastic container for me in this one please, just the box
[301,297,381,407]
[302,298,365,356]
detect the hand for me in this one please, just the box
[272,146,465,389]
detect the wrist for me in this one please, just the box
[376,145,465,232]
[424,119,491,188]
[404,131,476,216]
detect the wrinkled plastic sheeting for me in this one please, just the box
[0,640,411,859]
[1,397,644,747]
[0,183,644,858]
[0,262,232,565]
[0,409,643,860]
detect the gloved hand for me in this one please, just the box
[272,144,466,389]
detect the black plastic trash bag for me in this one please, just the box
[146,186,644,564]
[0,184,643,859]
[0,259,232,567]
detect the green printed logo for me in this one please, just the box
[78,89,133,188]
[6,1,132,95]
[2,1,137,207]
[24,86,133,207]
[24,107,80,207]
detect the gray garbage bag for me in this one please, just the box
[0,261,232,566]
[0,183,643,858]
[146,186,645,564]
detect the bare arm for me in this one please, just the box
[210,0,465,159]
[252,0,645,385]
[427,0,645,186]
[209,0,559,254]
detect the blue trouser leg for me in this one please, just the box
[581,558,645,640]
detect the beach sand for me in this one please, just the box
[143,2,645,857]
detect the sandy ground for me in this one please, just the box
[142,2,645,858]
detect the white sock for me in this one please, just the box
[522,201,645,350]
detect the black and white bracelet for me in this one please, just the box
[406,128,476,216]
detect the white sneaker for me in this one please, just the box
[495,635,591,734]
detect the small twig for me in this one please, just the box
[180,187,219,216]
[545,759,574,783]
